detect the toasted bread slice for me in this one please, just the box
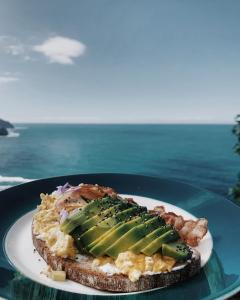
[32,231,201,292]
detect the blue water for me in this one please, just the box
[0,124,238,197]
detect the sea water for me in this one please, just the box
[0,124,238,196]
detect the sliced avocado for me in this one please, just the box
[85,222,124,251]
[80,202,129,232]
[129,224,171,254]
[72,217,119,252]
[60,196,122,233]
[141,229,179,256]
[162,241,192,261]
[74,205,146,248]
[89,214,151,257]
[105,216,165,258]
[99,205,147,227]
[71,230,87,254]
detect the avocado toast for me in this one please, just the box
[32,183,208,292]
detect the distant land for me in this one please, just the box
[0,118,14,136]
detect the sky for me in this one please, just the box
[0,0,239,124]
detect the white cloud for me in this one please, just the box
[5,44,25,56]
[33,36,86,65]
[0,35,30,60]
[0,72,20,85]
[0,35,86,65]
[0,76,19,84]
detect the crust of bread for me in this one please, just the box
[32,230,201,292]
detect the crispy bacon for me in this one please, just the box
[70,184,117,201]
[55,184,117,212]
[150,206,208,247]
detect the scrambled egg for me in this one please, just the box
[93,251,176,282]
[33,193,77,259]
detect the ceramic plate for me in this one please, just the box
[4,195,212,296]
[0,173,240,300]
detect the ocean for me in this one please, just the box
[0,124,238,197]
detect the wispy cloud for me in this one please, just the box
[0,35,31,61]
[5,44,25,56]
[33,36,86,65]
[0,75,19,84]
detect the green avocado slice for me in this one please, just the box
[74,205,146,248]
[105,216,165,258]
[141,229,179,256]
[85,222,124,251]
[60,196,121,234]
[129,224,171,254]
[89,214,151,257]
[80,202,129,232]
[162,241,192,261]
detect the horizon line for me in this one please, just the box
[13,121,235,125]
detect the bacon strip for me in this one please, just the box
[70,184,117,201]
[55,184,117,212]
[150,206,208,247]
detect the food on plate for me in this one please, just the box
[41,267,66,281]
[32,183,208,292]
[150,206,208,247]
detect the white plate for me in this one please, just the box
[4,195,213,296]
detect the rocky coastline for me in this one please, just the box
[0,119,14,136]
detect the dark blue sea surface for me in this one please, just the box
[0,124,238,197]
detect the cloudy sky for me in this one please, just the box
[0,0,239,123]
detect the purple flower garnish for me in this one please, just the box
[60,209,69,224]
[56,182,71,194]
